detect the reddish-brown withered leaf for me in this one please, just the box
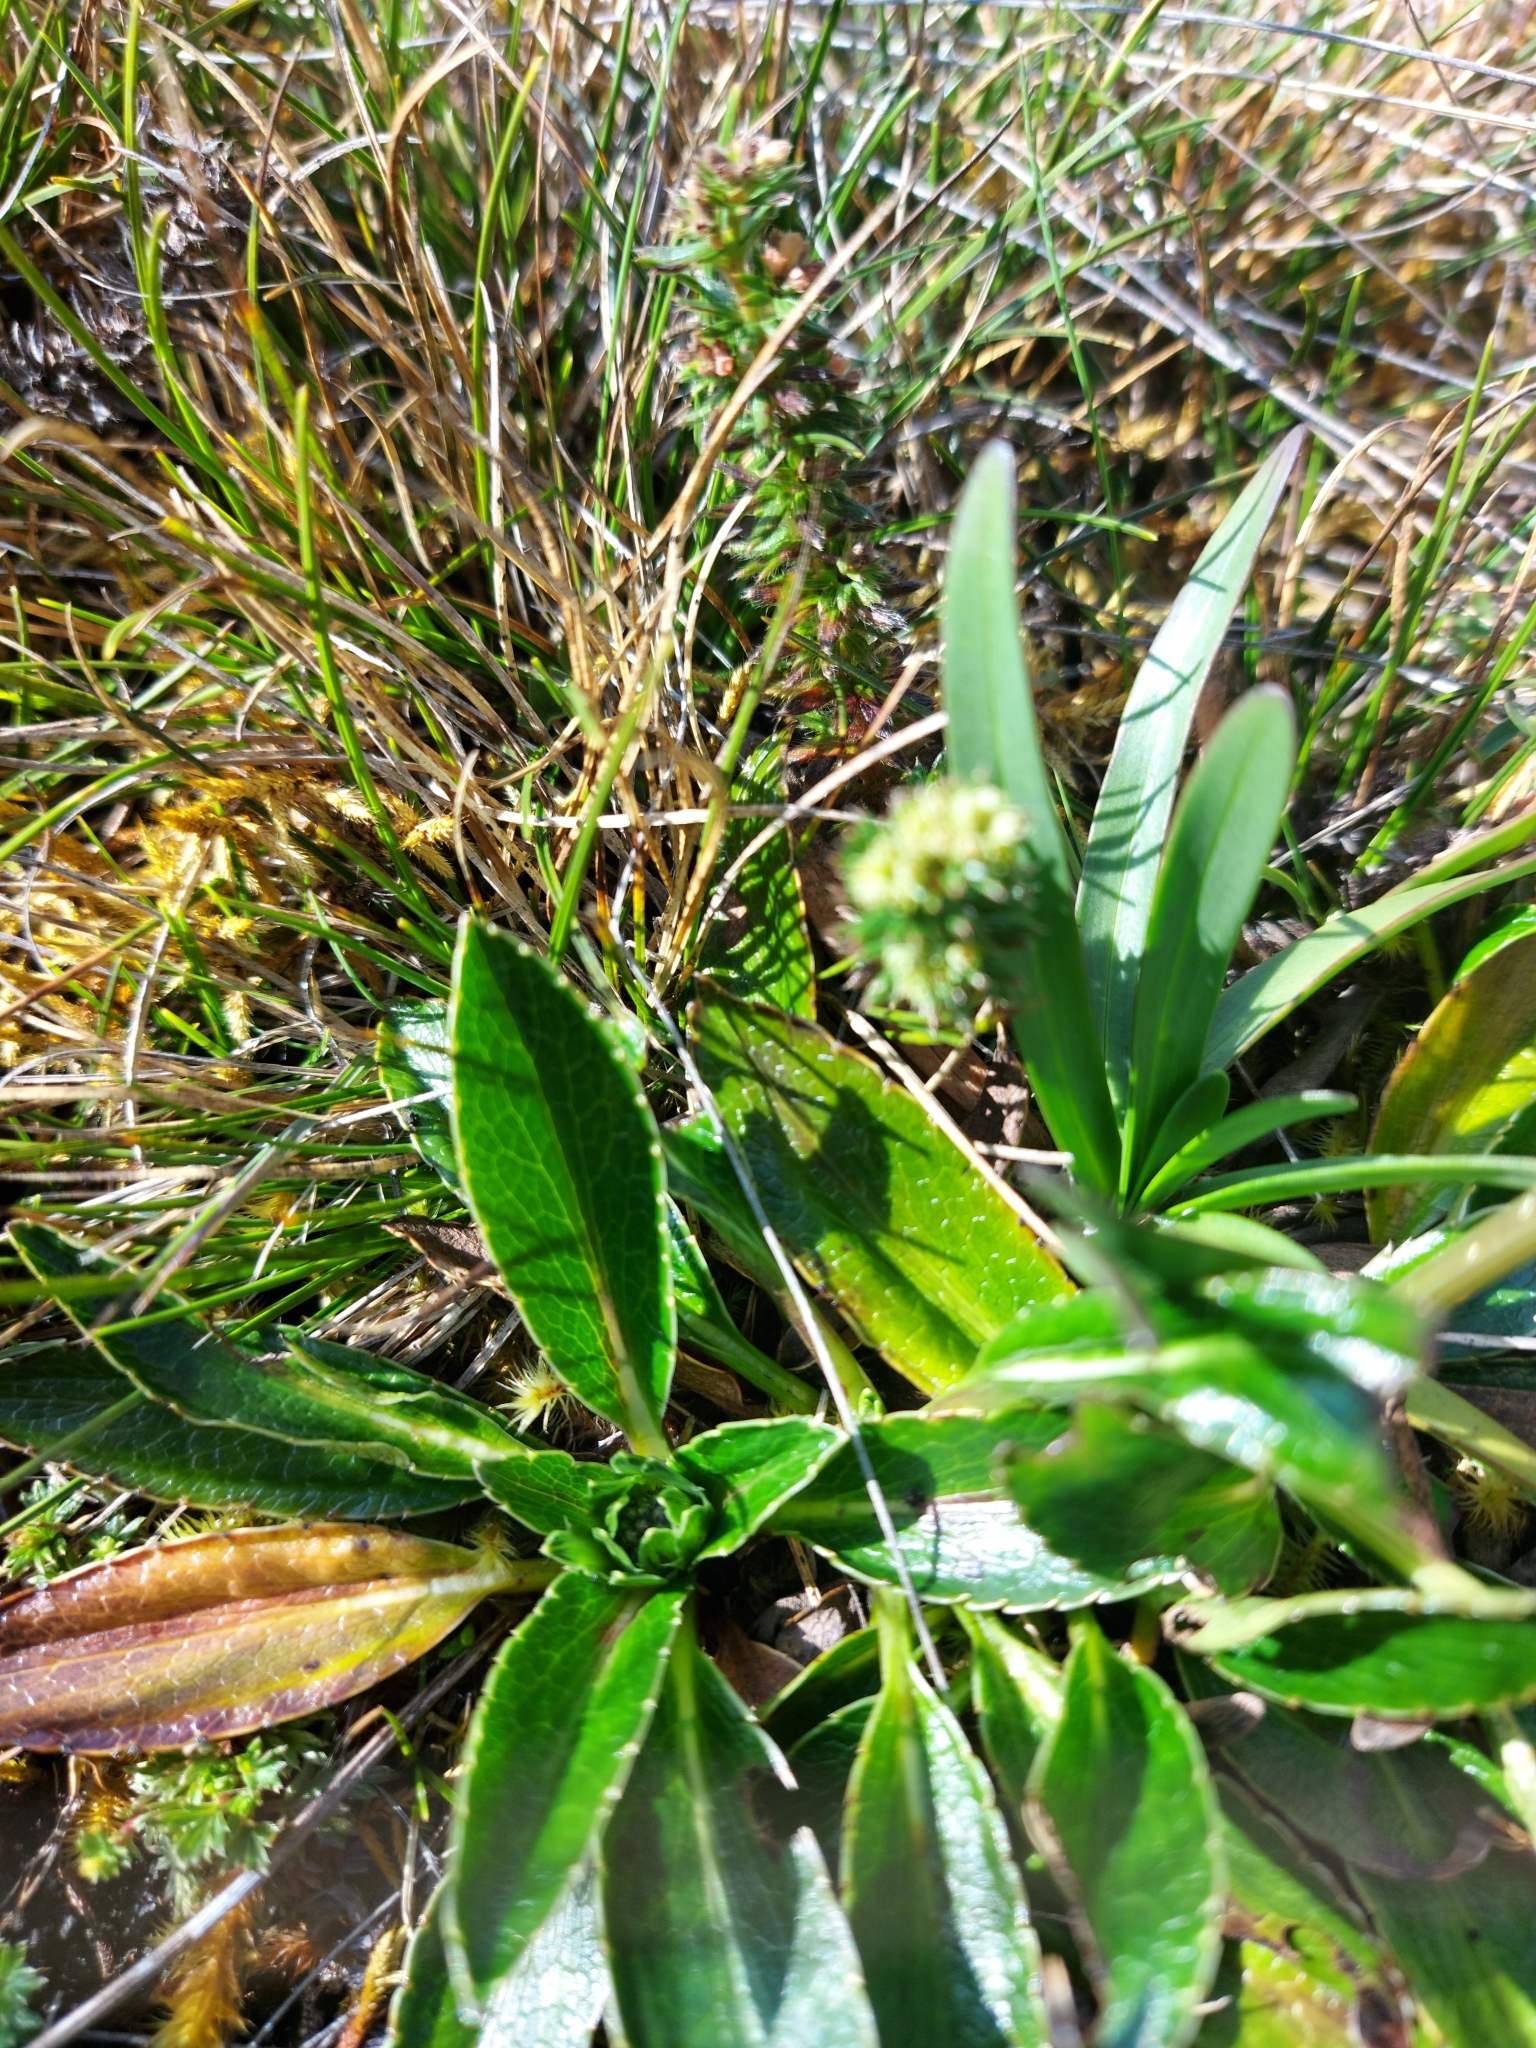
[0,1523,554,1752]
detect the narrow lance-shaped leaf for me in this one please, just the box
[444,1573,685,2014]
[1079,426,1303,1111]
[1206,832,1536,1073]
[0,1525,552,1752]
[1126,686,1296,1193]
[691,991,1068,1393]
[603,1616,880,2048]
[665,1201,818,1412]
[450,921,674,1457]
[0,1343,470,1520]
[1030,1619,1224,2048]
[1136,1090,1355,1211]
[391,1865,609,2048]
[1368,926,1536,1242]
[8,1225,482,1513]
[701,739,816,1018]
[943,441,1119,1192]
[378,997,459,1188]
[840,1590,1048,2048]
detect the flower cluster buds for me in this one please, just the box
[842,779,1037,1024]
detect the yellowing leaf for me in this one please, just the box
[0,1524,555,1753]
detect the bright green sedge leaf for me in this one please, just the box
[1137,1091,1355,1212]
[1368,926,1536,1241]
[378,997,459,1187]
[1031,1620,1224,2048]
[450,920,674,1457]
[841,1592,1048,2048]
[691,990,1069,1392]
[1205,835,1536,1074]
[700,738,816,1018]
[1002,1403,1281,1595]
[1173,1151,1536,1215]
[444,1574,685,2013]
[602,1619,879,2048]
[1125,686,1296,1194]
[942,440,1119,1193]
[1079,427,1302,1115]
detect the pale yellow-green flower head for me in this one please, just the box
[841,779,1035,1024]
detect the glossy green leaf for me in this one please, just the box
[1206,837,1536,1073]
[1003,1405,1281,1594]
[836,1495,1175,1610]
[1137,1092,1355,1212]
[602,1620,879,2048]
[0,1343,474,1520]
[675,1416,840,1557]
[1134,1072,1231,1203]
[961,1610,1063,1823]
[938,1329,1426,1590]
[393,1869,608,2048]
[378,998,459,1187]
[1175,1150,1536,1215]
[1079,428,1302,1113]
[472,1445,624,1538]
[1210,1609,1536,1720]
[665,1201,817,1412]
[841,1595,1048,2048]
[1031,1621,1223,2048]
[701,740,816,1018]
[10,1225,486,1497]
[661,1116,881,1405]
[691,991,1069,1391]
[1368,927,1536,1241]
[277,1330,529,1474]
[770,1408,1175,1606]
[451,921,674,1457]
[1126,687,1296,1191]
[444,1574,685,2012]
[1190,1266,1425,1396]
[1209,1677,1536,2045]
[942,441,1119,1193]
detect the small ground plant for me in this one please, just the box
[0,0,1535,2044]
